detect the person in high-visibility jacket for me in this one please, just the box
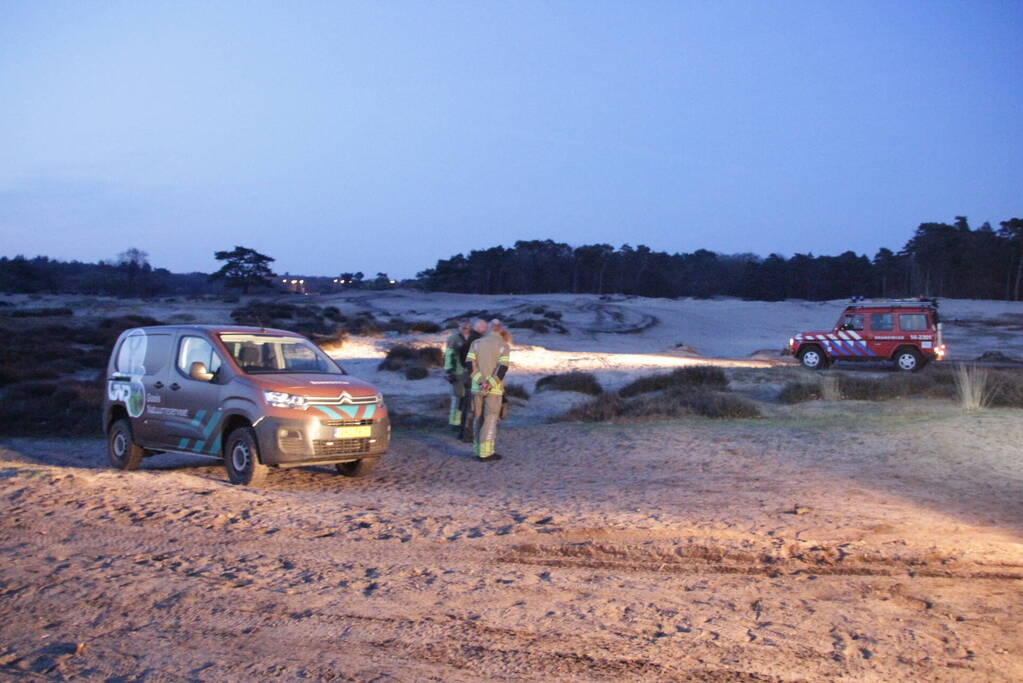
[443,320,471,429]
[457,318,489,442]
[465,319,511,461]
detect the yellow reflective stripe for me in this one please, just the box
[466,351,477,361]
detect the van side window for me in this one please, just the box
[178,336,223,378]
[870,313,894,331]
[899,314,928,332]
[115,333,172,375]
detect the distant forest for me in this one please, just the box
[418,217,1023,301]
[2,217,1022,301]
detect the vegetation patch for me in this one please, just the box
[536,372,603,396]
[779,370,957,404]
[988,370,1023,408]
[619,366,728,398]
[409,320,442,334]
[508,318,568,334]
[310,329,348,352]
[505,383,531,400]
[0,314,162,386]
[378,344,443,377]
[343,314,382,336]
[230,301,336,336]
[443,310,504,327]
[0,379,103,436]
[378,318,442,335]
[557,387,760,422]
[2,307,75,318]
[404,366,429,380]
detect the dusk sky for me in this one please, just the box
[1,1,1020,278]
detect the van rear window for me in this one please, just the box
[899,314,929,331]
[115,332,171,375]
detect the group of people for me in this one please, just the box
[443,318,512,462]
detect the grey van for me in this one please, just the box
[102,325,390,486]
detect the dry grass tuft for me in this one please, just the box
[953,364,993,411]
[818,375,842,401]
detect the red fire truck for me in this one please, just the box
[788,299,946,372]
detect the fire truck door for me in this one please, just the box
[866,312,896,358]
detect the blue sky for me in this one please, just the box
[1,1,1020,277]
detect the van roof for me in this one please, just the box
[128,324,307,337]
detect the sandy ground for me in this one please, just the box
[1,292,1022,679]
[1,400,1022,681]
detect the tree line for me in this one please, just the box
[417,217,1023,301]
[0,249,215,297]
[2,216,1021,300]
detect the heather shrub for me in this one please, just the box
[505,383,531,400]
[619,366,728,397]
[536,372,603,396]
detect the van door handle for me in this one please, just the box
[170,383,181,391]
[153,381,164,389]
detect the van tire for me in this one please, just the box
[894,348,923,373]
[798,346,828,370]
[335,459,376,478]
[225,427,268,487]
[108,418,144,471]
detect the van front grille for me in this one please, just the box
[306,394,378,407]
[313,438,371,457]
[320,419,374,427]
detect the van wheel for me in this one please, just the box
[335,459,376,478]
[108,418,144,471]
[225,427,268,487]
[798,346,828,370]
[894,348,922,372]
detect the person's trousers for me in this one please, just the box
[471,393,503,458]
[448,374,466,426]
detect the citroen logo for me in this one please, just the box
[338,391,353,404]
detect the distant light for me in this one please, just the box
[299,280,304,284]
[282,279,286,283]
[291,279,298,284]
[389,280,396,284]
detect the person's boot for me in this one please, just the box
[476,453,502,462]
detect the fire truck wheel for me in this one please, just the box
[798,346,827,370]
[894,348,923,372]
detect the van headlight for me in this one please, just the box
[263,391,309,410]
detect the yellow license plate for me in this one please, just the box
[334,426,371,438]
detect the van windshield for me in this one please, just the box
[219,334,345,375]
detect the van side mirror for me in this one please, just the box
[190,361,215,382]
